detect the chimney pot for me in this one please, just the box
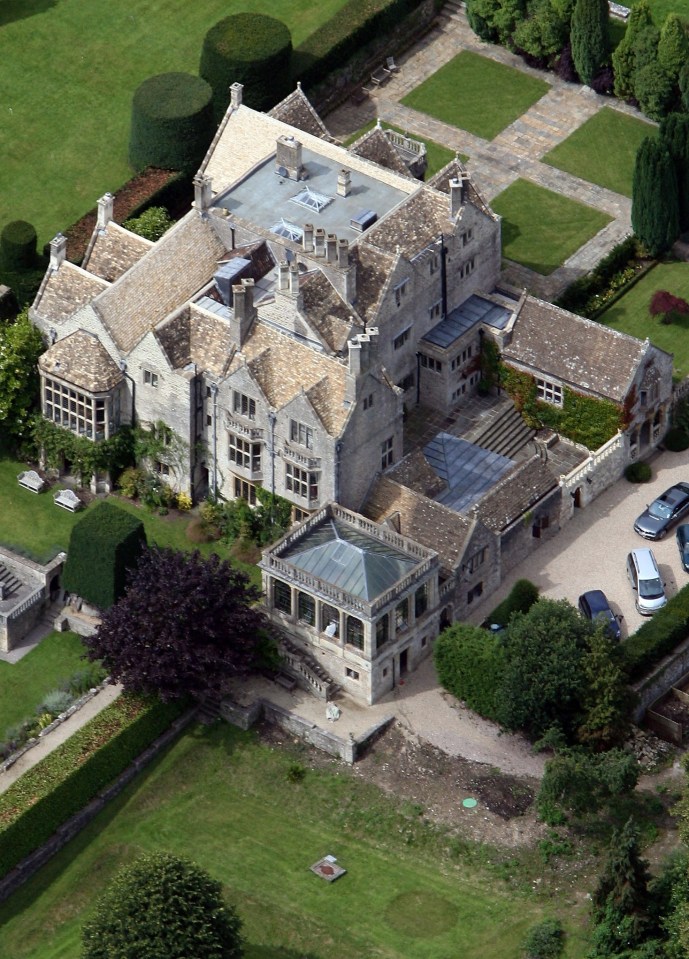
[289,262,300,296]
[276,134,305,180]
[97,193,114,231]
[230,83,243,108]
[337,238,349,270]
[50,234,67,271]
[193,173,213,215]
[231,278,256,345]
[314,228,326,257]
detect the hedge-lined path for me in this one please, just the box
[0,683,122,795]
[325,6,648,299]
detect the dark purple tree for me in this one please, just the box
[84,547,265,702]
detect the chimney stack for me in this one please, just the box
[289,262,300,297]
[276,134,305,180]
[193,173,213,215]
[97,193,114,231]
[337,238,349,270]
[337,168,351,197]
[314,227,326,257]
[230,83,243,108]
[449,177,464,218]
[50,234,67,271]
[303,223,314,253]
[278,261,289,292]
[326,234,337,264]
[231,278,256,345]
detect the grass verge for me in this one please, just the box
[491,179,613,275]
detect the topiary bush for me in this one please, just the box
[200,13,292,120]
[522,918,566,959]
[485,578,540,628]
[0,220,38,270]
[665,427,689,451]
[129,73,214,175]
[625,461,652,483]
[434,624,504,720]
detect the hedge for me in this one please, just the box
[434,624,504,720]
[294,0,426,90]
[484,578,540,628]
[62,502,146,610]
[200,13,292,119]
[623,581,689,681]
[129,73,215,175]
[0,220,38,271]
[0,693,185,878]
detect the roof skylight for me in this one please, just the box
[271,219,304,242]
[290,186,333,213]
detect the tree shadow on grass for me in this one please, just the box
[0,0,57,29]
[248,946,320,959]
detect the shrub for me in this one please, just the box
[624,581,689,679]
[38,690,75,717]
[434,624,504,719]
[122,206,173,242]
[62,501,147,610]
[200,13,292,119]
[625,461,652,482]
[0,220,38,270]
[649,289,689,323]
[176,491,193,511]
[486,578,540,627]
[522,918,566,959]
[62,663,108,696]
[665,427,689,452]
[117,466,148,499]
[129,72,214,174]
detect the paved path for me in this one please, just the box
[326,7,656,300]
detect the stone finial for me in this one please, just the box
[97,193,114,231]
[50,234,67,271]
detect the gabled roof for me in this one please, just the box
[504,296,649,402]
[348,126,413,179]
[428,156,498,221]
[33,262,108,323]
[39,329,122,392]
[82,222,152,283]
[387,449,447,499]
[475,457,559,532]
[351,244,395,321]
[300,271,361,354]
[363,476,473,571]
[365,187,452,259]
[268,83,335,142]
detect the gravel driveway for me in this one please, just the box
[470,448,689,638]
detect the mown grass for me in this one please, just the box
[0,0,346,251]
[401,51,550,141]
[344,121,464,175]
[491,179,613,275]
[0,631,86,735]
[543,107,657,198]
[0,723,591,959]
[600,261,689,379]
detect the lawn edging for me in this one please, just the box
[0,694,192,901]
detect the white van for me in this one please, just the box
[626,548,667,615]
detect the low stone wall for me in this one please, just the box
[633,635,689,722]
[0,710,196,905]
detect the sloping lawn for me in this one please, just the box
[344,121,464,175]
[491,179,613,274]
[401,51,550,141]
[0,0,346,250]
[0,631,86,736]
[600,262,689,378]
[0,723,590,959]
[543,107,657,198]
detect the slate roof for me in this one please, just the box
[351,244,395,321]
[268,83,335,142]
[39,329,122,392]
[348,127,413,179]
[300,272,361,354]
[33,262,108,323]
[363,476,473,571]
[505,296,649,402]
[387,449,447,498]
[424,434,515,512]
[475,457,559,532]
[428,157,498,221]
[365,188,452,259]
[82,223,152,283]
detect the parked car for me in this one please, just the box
[677,524,689,573]
[578,589,622,640]
[634,482,689,540]
[626,548,667,615]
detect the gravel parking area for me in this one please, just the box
[469,448,689,638]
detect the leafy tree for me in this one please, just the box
[570,0,608,85]
[84,546,266,701]
[658,852,689,959]
[680,61,689,111]
[434,623,504,719]
[81,852,243,959]
[632,137,679,256]
[513,0,570,59]
[123,206,173,242]
[0,309,43,442]
[649,289,689,324]
[537,748,638,822]
[591,819,654,955]
[577,625,632,749]
[658,14,689,85]
[612,0,655,98]
[467,0,502,41]
[660,112,689,231]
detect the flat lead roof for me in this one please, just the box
[422,294,512,349]
[215,147,409,243]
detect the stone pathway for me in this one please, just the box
[326,6,657,300]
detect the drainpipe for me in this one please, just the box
[415,351,421,406]
[335,440,343,502]
[439,232,448,319]
[268,411,277,496]
[210,383,218,499]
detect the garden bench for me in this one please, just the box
[54,488,83,512]
[608,1,630,19]
[17,470,45,493]
[386,56,398,73]
[370,65,391,86]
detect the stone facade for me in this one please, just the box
[0,548,65,653]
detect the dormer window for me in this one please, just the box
[290,419,314,449]
[394,279,408,307]
[233,390,256,420]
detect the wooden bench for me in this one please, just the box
[370,65,391,86]
[54,488,83,512]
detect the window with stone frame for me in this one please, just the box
[228,433,261,472]
[394,279,408,308]
[467,582,483,604]
[234,477,257,505]
[393,327,410,350]
[143,369,158,387]
[321,603,340,637]
[381,436,394,470]
[43,376,110,440]
[290,419,314,449]
[232,390,256,419]
[286,463,318,501]
[273,579,292,614]
[466,546,487,574]
[346,615,364,650]
[375,613,389,651]
[415,583,428,618]
[297,591,316,626]
[536,378,563,406]
[395,597,409,632]
[345,667,360,680]
[154,461,170,477]
[420,354,442,373]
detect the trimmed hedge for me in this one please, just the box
[0,220,37,270]
[484,578,540,628]
[624,582,689,680]
[0,694,185,878]
[665,427,689,452]
[294,0,426,90]
[200,13,292,119]
[62,502,146,610]
[434,624,504,719]
[625,461,652,482]
[129,73,214,174]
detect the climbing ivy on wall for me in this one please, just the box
[31,417,135,486]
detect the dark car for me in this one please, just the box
[634,482,689,540]
[677,524,689,572]
[578,589,622,641]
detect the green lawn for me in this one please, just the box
[0,723,590,959]
[600,262,689,378]
[491,179,613,275]
[344,121,464,176]
[401,51,550,141]
[0,631,86,735]
[0,0,346,250]
[543,107,657,198]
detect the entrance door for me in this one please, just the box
[399,648,409,677]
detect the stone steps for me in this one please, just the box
[466,398,535,460]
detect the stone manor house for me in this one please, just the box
[30,83,673,703]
